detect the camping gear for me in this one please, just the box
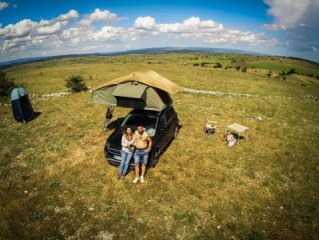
[225,123,249,142]
[92,70,182,111]
[11,87,34,123]
[204,121,217,135]
[102,106,115,132]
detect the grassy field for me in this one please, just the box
[1,53,319,239]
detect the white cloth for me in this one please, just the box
[121,135,135,153]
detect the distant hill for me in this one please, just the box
[0,47,265,68]
[1,47,318,68]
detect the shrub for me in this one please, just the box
[287,68,296,75]
[241,67,247,72]
[214,62,222,68]
[65,75,88,93]
[0,71,16,98]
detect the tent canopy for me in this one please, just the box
[95,70,182,95]
[92,70,182,111]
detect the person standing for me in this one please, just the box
[118,127,135,179]
[133,125,152,183]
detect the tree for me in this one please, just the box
[65,75,88,93]
[0,71,16,98]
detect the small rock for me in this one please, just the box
[24,190,28,194]
[217,225,221,229]
[257,116,262,121]
[88,207,95,211]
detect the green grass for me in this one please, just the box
[1,53,319,239]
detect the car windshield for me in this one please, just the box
[121,113,158,130]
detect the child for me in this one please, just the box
[226,132,237,146]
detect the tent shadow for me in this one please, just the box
[22,112,42,123]
[106,118,125,130]
[32,112,42,120]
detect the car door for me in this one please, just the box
[156,111,168,150]
[163,106,176,142]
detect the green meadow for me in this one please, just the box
[1,53,319,239]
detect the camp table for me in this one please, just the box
[225,123,249,142]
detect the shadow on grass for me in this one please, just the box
[32,112,42,120]
[105,117,125,130]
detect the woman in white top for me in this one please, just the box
[118,127,135,179]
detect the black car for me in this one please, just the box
[104,105,179,168]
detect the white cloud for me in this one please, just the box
[0,10,79,40]
[263,23,286,31]
[59,9,79,21]
[37,21,67,35]
[0,19,37,39]
[90,26,131,41]
[79,8,118,26]
[70,37,80,45]
[134,16,158,30]
[90,8,117,22]
[133,16,263,45]
[0,1,8,11]
[264,0,319,30]
[264,0,319,55]
[0,9,278,62]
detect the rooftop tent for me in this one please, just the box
[92,70,182,111]
[11,87,34,123]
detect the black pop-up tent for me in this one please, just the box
[92,70,182,111]
[11,87,34,123]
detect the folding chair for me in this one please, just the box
[204,121,217,135]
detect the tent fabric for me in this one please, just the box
[11,87,34,123]
[112,82,148,99]
[92,70,180,111]
[11,87,28,101]
[92,81,171,111]
[95,70,182,95]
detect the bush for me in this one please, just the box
[65,75,88,93]
[287,68,296,75]
[0,71,16,98]
[214,62,222,68]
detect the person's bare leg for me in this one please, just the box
[141,164,146,177]
[135,165,139,178]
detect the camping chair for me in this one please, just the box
[204,121,217,135]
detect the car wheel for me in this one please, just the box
[173,125,179,138]
[150,148,161,168]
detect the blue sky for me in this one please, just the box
[0,0,318,62]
